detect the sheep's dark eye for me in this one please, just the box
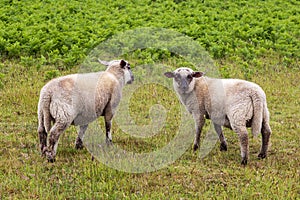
[187,75,192,80]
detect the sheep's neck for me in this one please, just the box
[176,78,208,115]
[193,78,210,113]
[106,68,125,87]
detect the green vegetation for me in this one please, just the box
[0,0,299,199]
[0,0,299,68]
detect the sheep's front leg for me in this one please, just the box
[213,123,227,151]
[193,115,205,151]
[46,122,68,162]
[75,124,88,149]
[232,125,249,165]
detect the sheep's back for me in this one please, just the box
[72,72,120,125]
[203,78,265,126]
[222,79,265,126]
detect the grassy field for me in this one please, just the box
[0,59,299,199]
[0,0,300,199]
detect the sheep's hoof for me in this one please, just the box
[46,154,55,163]
[41,146,47,157]
[241,158,248,165]
[193,144,199,152]
[46,151,56,163]
[47,158,55,163]
[75,138,84,150]
[106,138,113,146]
[258,153,267,159]
[220,142,227,151]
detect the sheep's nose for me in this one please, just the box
[181,80,189,90]
[182,86,188,91]
[127,76,134,84]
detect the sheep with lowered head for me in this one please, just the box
[38,59,134,162]
[164,67,271,165]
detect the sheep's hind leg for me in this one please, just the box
[258,122,271,159]
[46,122,69,162]
[105,120,112,145]
[38,125,47,156]
[213,123,227,151]
[104,111,113,145]
[75,124,88,149]
[232,125,249,165]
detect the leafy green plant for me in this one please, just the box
[44,69,61,81]
[0,72,4,89]
[0,0,299,68]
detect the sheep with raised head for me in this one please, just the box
[164,67,271,165]
[37,59,134,162]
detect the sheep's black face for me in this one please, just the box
[164,67,204,93]
[120,60,134,84]
[174,73,192,91]
[101,59,134,84]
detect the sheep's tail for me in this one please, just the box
[37,92,52,133]
[250,91,264,137]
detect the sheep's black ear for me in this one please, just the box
[120,59,127,68]
[192,72,204,78]
[98,59,110,66]
[164,72,175,78]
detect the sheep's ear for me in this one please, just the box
[164,72,175,78]
[98,59,110,66]
[192,71,204,78]
[120,59,127,68]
